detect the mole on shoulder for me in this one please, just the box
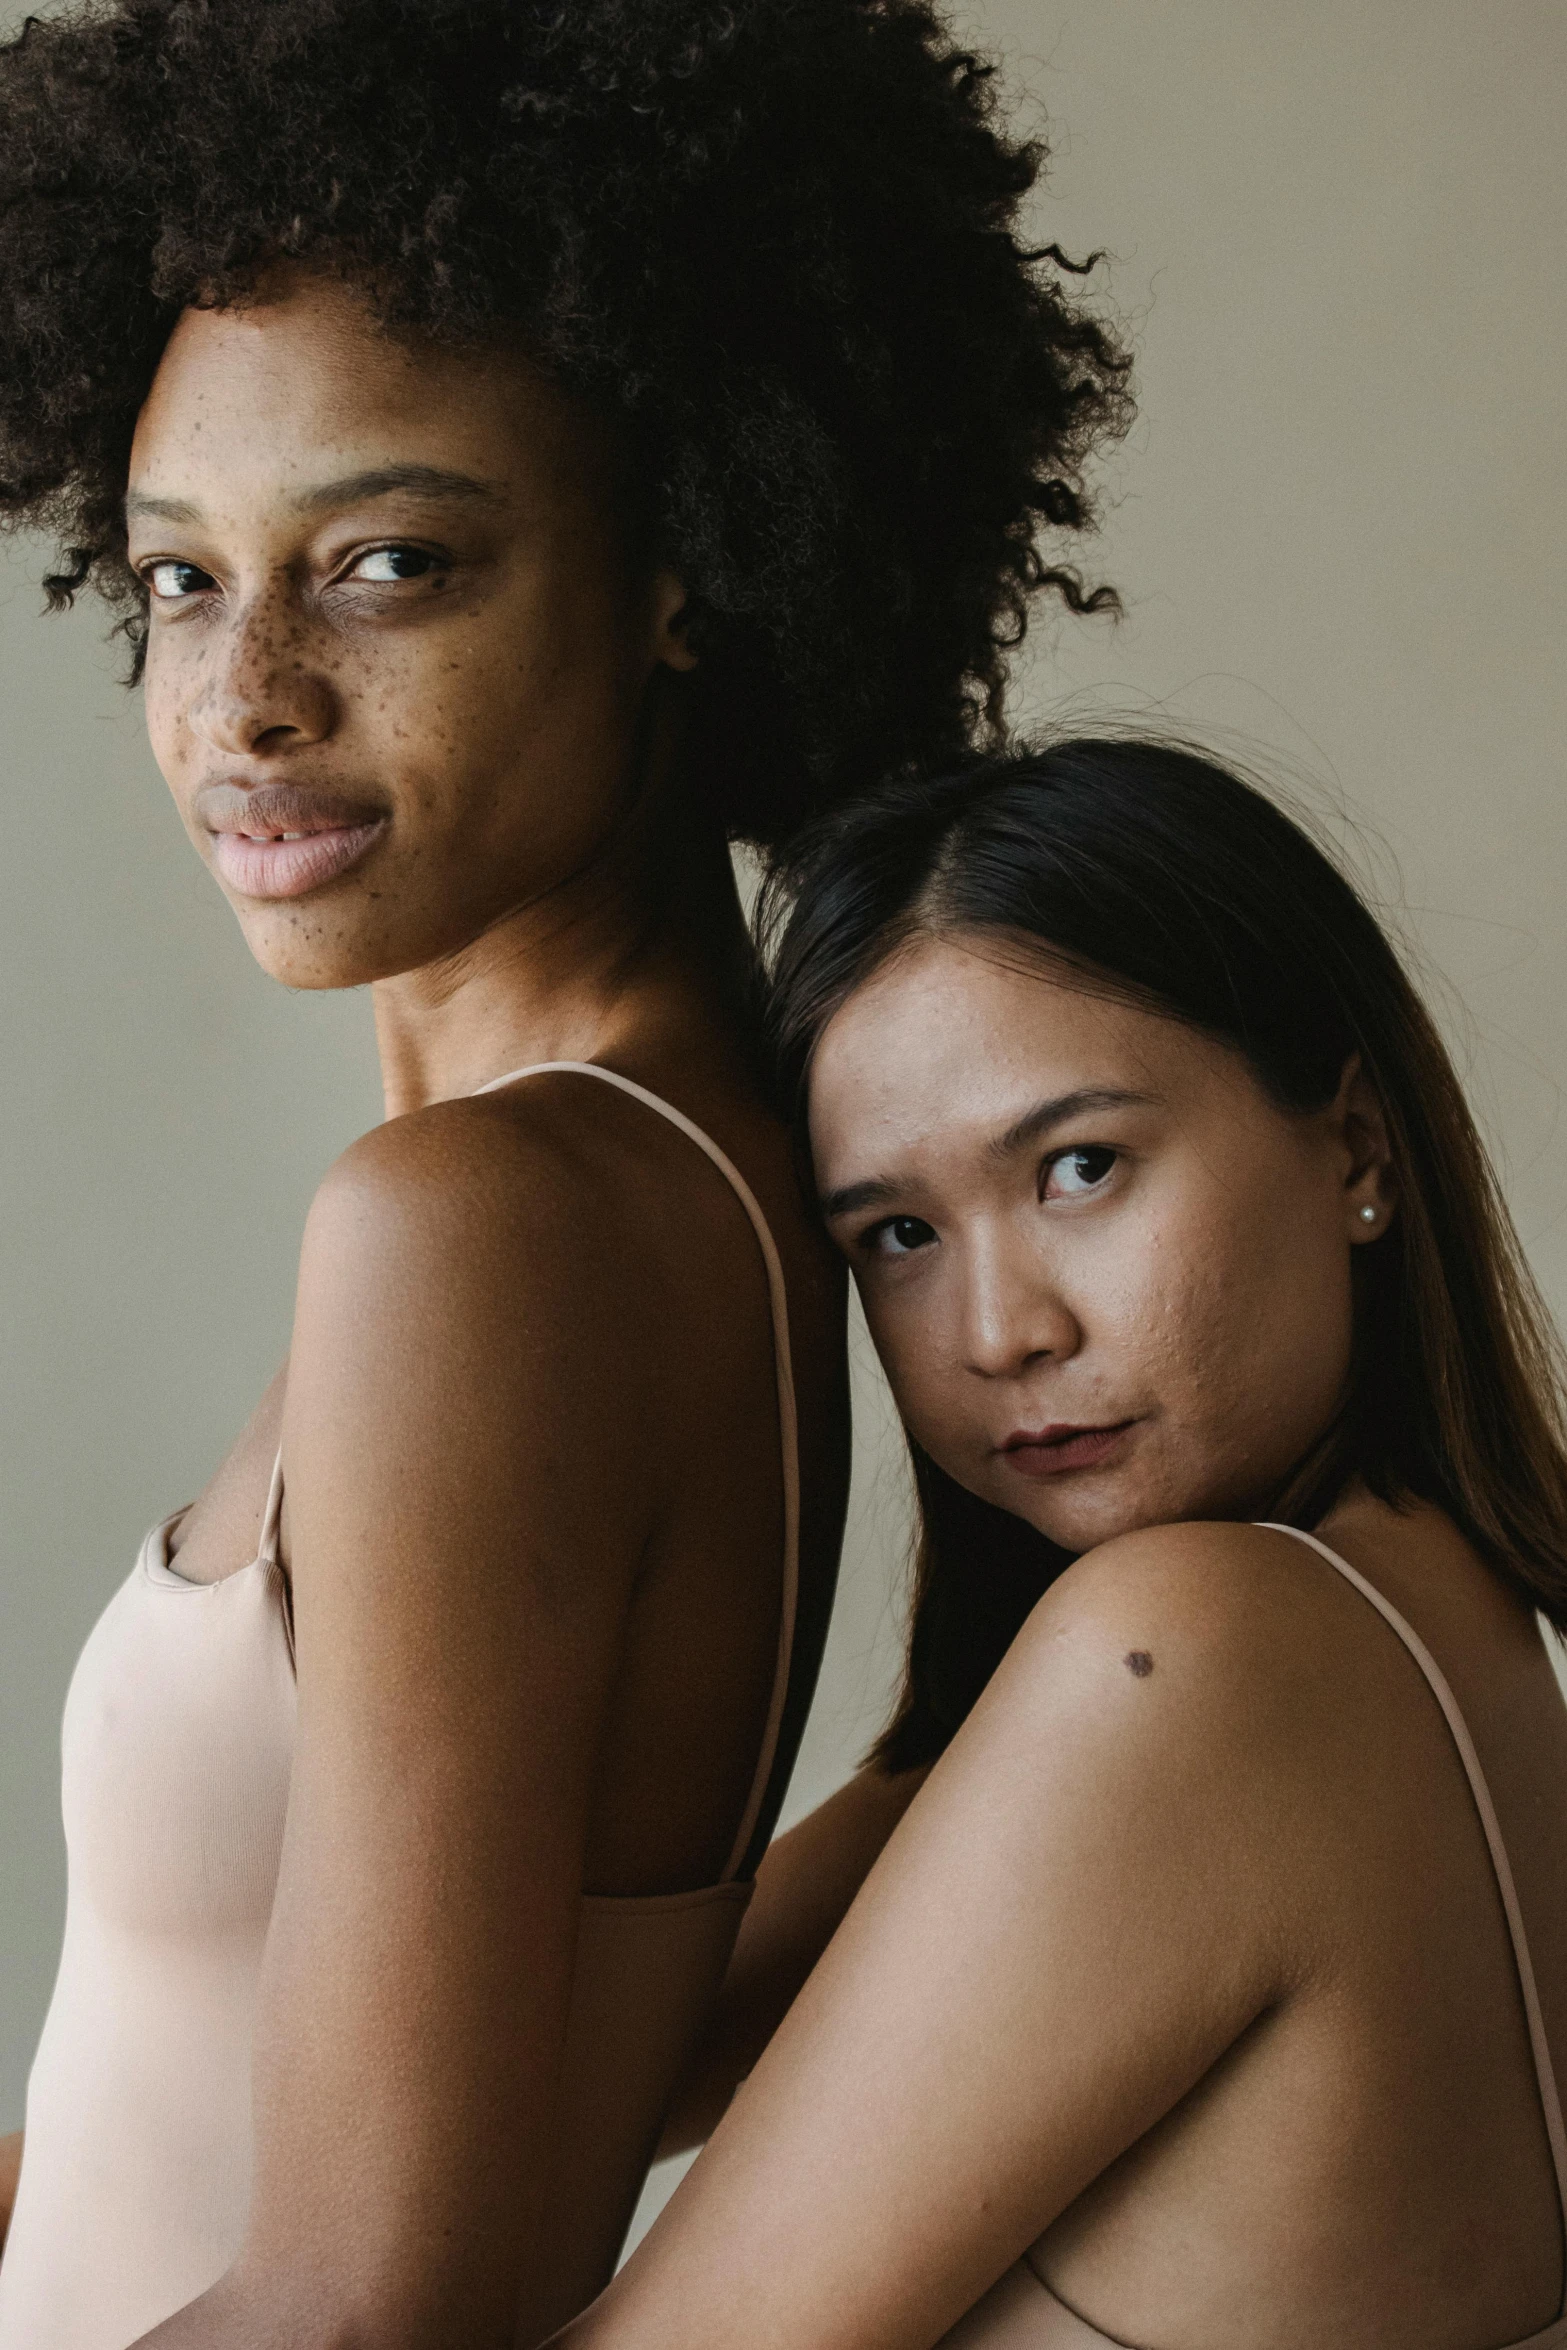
[1124,1650,1155,1678]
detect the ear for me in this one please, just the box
[1331,1053,1399,1244]
[649,567,700,673]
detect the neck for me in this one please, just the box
[371,791,755,1120]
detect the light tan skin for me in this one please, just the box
[5,269,850,2344]
[560,935,1567,2350]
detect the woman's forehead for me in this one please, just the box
[129,273,600,507]
[807,933,1261,1174]
[815,936,1160,1089]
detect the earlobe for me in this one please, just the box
[1336,1053,1399,1240]
[1352,1195,1394,1241]
[650,569,699,672]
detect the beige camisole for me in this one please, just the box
[0,1062,802,2350]
[938,1523,1567,2349]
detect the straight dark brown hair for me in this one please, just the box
[760,738,1567,1771]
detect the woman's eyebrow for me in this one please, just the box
[820,1089,1157,1220]
[124,489,203,525]
[989,1085,1159,1159]
[124,464,506,527]
[819,1173,903,1221]
[290,463,508,514]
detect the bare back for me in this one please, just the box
[167,1055,848,1893]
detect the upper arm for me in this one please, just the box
[578,1528,1315,2350]
[223,1110,664,2341]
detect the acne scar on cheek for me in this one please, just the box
[1124,1650,1155,1679]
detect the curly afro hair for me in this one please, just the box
[0,0,1131,848]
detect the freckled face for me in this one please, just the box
[810,935,1390,1553]
[126,272,692,989]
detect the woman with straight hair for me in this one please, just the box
[0,5,1129,2345]
[557,738,1567,2350]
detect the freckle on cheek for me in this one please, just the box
[1124,1650,1155,1679]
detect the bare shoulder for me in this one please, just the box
[285,1081,708,1543]
[1016,1516,1342,1664]
[300,1075,697,1335]
[982,1519,1361,1779]
[894,1521,1352,2028]
[311,1075,654,1241]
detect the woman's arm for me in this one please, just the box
[0,2130,21,2251]
[559,1526,1316,2350]
[128,1103,685,2350]
[657,1764,930,2155]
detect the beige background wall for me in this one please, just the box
[2,3,1563,2252]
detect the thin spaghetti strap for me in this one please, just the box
[256,1449,286,1569]
[475,1061,801,1885]
[1259,1521,1567,2240]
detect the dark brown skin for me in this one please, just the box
[13,268,850,2347]
[559,941,1567,2350]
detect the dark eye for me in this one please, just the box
[145,559,215,601]
[869,1214,938,1259]
[350,545,441,582]
[1044,1146,1118,1200]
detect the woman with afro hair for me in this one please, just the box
[0,2,1128,2344]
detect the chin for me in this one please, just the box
[986,1479,1125,1556]
[1010,1472,1211,1558]
[229,901,405,992]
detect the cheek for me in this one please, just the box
[400,581,651,852]
[1137,1195,1356,1459]
[142,639,192,778]
[855,1279,926,1408]
[855,1272,975,1465]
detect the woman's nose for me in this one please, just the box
[958,1230,1080,1379]
[187,599,336,757]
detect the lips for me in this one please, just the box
[997,1420,1137,1478]
[195,780,388,902]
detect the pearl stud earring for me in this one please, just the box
[1359,1205,1378,1224]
